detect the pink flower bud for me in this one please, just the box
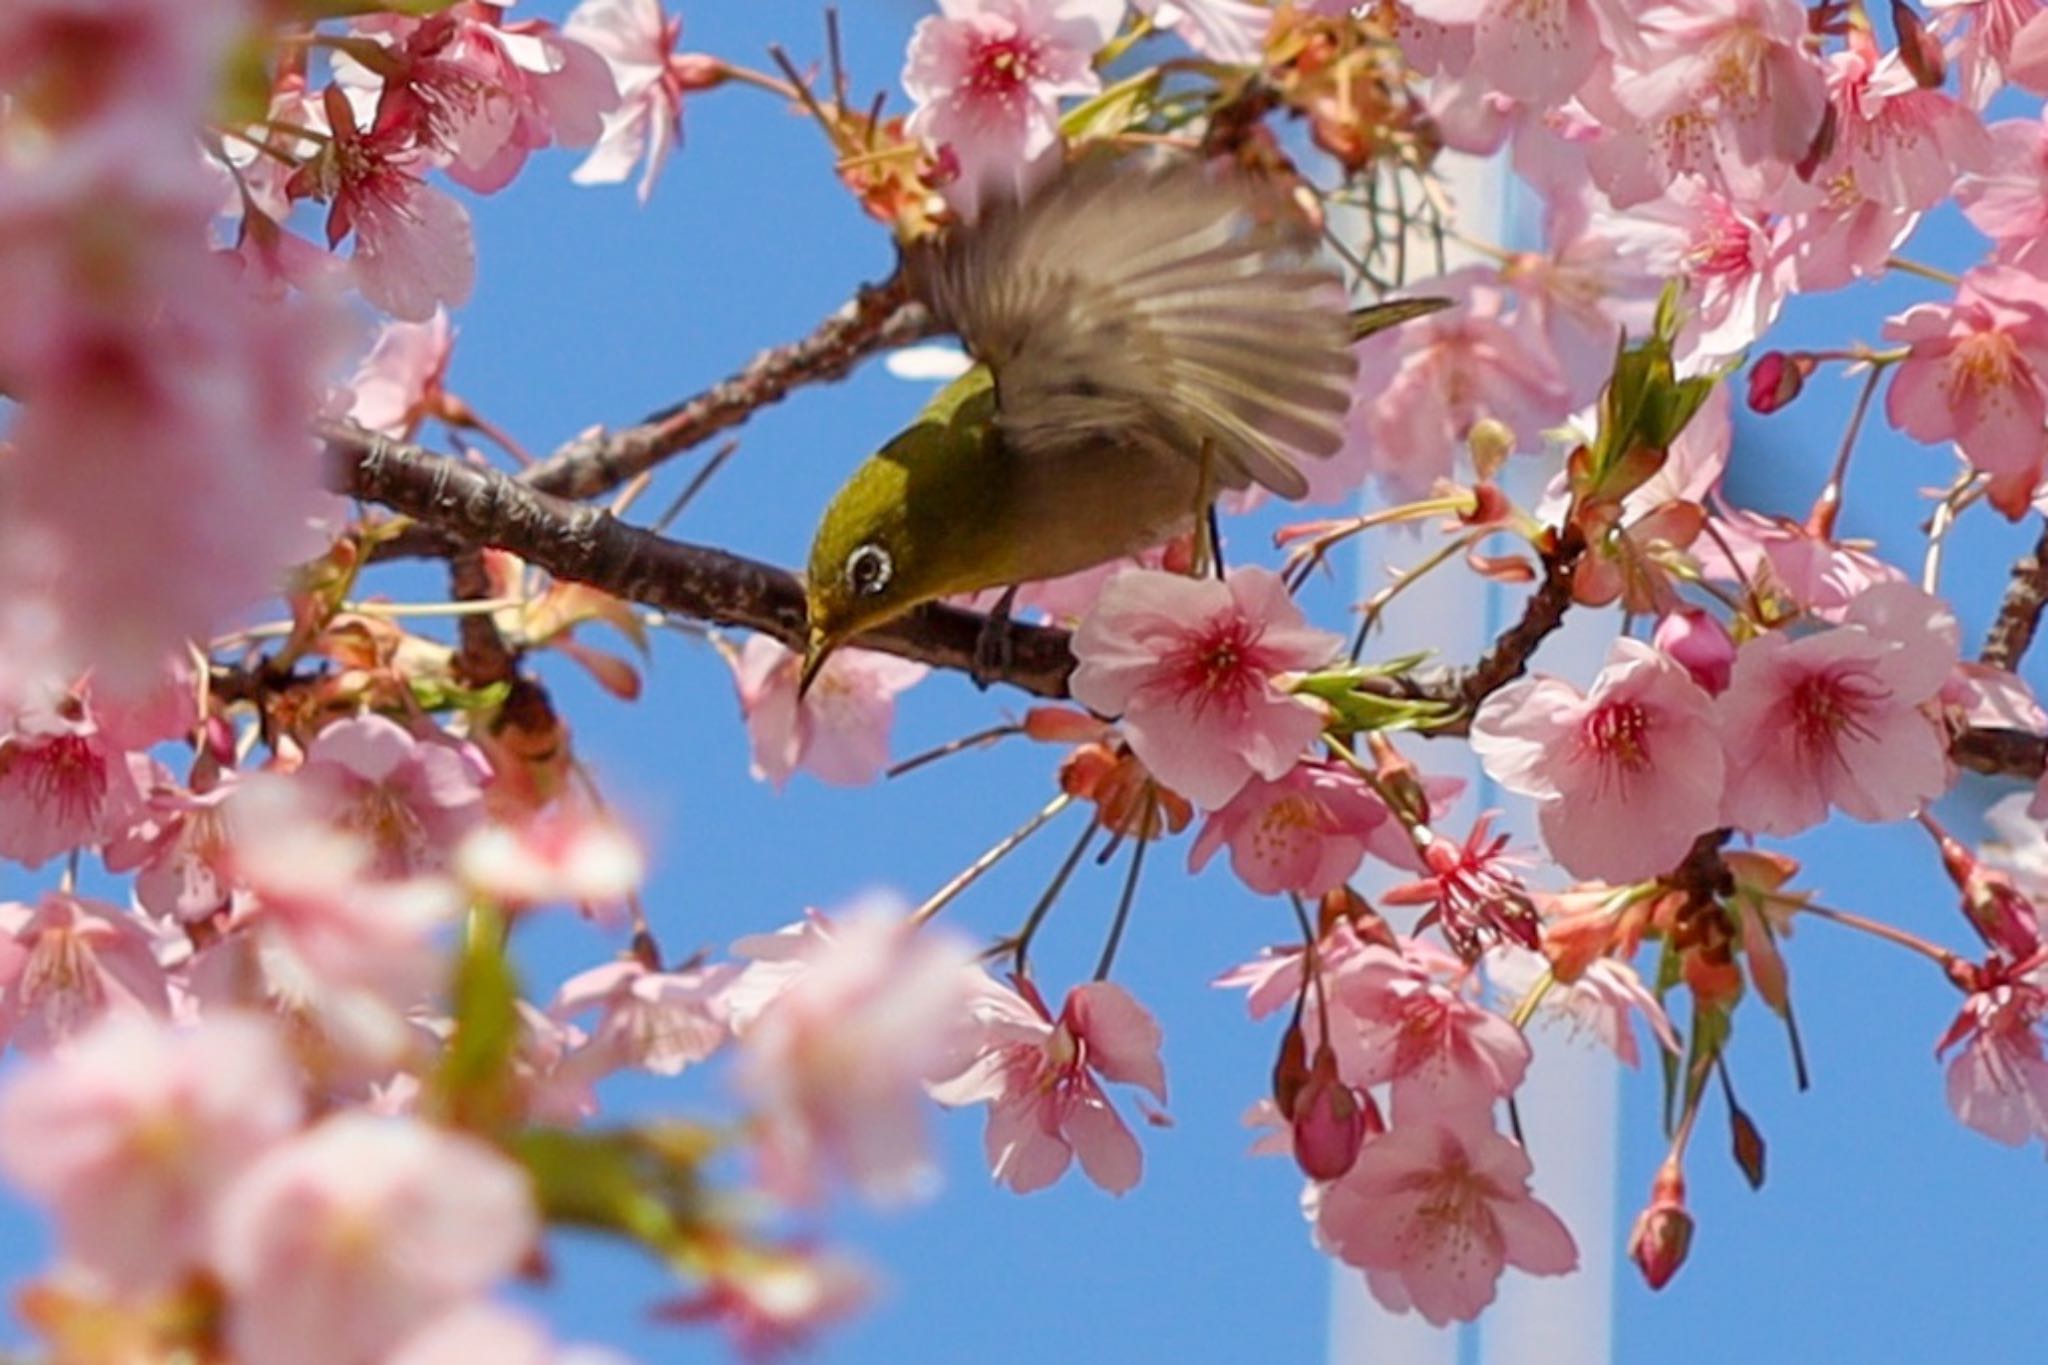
[1746,351,1814,414]
[670,53,728,92]
[1291,1045,1371,1182]
[1651,608,1736,695]
[1627,1162,1694,1291]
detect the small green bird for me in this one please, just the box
[800,152,1438,693]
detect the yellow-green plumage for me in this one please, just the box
[800,152,1440,688]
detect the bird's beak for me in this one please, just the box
[796,627,833,701]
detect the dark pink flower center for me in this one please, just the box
[1165,617,1268,716]
[1790,668,1885,754]
[1688,202,1757,279]
[968,30,1046,101]
[23,735,107,829]
[1580,699,1652,776]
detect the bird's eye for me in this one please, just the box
[845,544,893,598]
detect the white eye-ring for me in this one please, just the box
[846,544,893,597]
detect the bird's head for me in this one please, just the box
[801,366,1007,697]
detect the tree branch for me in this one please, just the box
[326,426,2048,784]
[327,424,1075,695]
[519,275,933,501]
[1979,519,2048,671]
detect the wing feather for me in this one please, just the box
[902,154,1359,500]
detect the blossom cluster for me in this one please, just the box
[2,0,2047,1359]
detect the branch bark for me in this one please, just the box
[519,275,933,501]
[328,424,1075,695]
[1980,519,2048,671]
[326,425,2048,784]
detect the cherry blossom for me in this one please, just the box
[929,975,1167,1194]
[1328,940,1532,1121]
[1937,978,2048,1148]
[0,893,170,1053]
[903,0,1124,213]
[1488,945,1679,1068]
[568,0,719,202]
[1883,263,2048,518]
[347,310,458,438]
[551,958,732,1076]
[213,1113,539,1365]
[1472,637,1725,883]
[1069,567,1340,810]
[0,695,148,868]
[1187,760,1392,898]
[1594,178,1791,362]
[727,634,929,788]
[299,713,490,878]
[1718,581,1959,836]
[724,904,976,1206]
[1314,1122,1578,1326]
[455,808,646,908]
[1130,0,1273,63]
[0,1012,301,1293]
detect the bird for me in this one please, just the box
[798,151,1442,695]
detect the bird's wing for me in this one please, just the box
[902,154,1358,500]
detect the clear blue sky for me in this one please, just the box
[6,3,2047,1361]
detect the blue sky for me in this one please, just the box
[6,2,2048,1362]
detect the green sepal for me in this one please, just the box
[1295,662,1458,736]
[514,1125,719,1260]
[410,676,513,716]
[1061,69,1164,141]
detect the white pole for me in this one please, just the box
[1325,146,1619,1365]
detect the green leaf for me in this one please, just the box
[432,906,521,1131]
[1061,69,1163,141]
[1293,668,1458,735]
[295,0,464,18]
[410,676,513,716]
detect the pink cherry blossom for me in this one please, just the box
[347,310,457,438]
[1937,977,2048,1148]
[227,775,462,1000]
[1188,760,1391,898]
[455,808,645,908]
[1717,581,1958,836]
[1069,566,1340,810]
[902,0,1124,214]
[1407,0,1605,105]
[929,975,1167,1195]
[0,893,170,1053]
[659,1249,870,1361]
[1381,814,1542,959]
[0,0,246,125]
[551,958,732,1076]
[341,5,616,195]
[0,1012,301,1293]
[291,86,477,321]
[727,634,929,789]
[1693,506,1901,618]
[724,904,976,1206]
[300,713,489,878]
[1813,34,1993,211]
[1472,637,1725,883]
[1884,263,2048,517]
[1215,916,1385,1024]
[1487,946,1679,1068]
[1328,941,1531,1121]
[1316,1122,1578,1325]
[386,1304,578,1365]
[1957,112,2048,271]
[105,780,237,923]
[213,1113,538,1365]
[1130,0,1272,63]
[568,0,717,203]
[1594,177,1791,362]
[1931,0,2048,107]
[0,695,149,868]
[1348,270,1570,497]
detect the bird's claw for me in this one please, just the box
[972,586,1019,691]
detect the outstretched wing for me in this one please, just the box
[902,154,1358,500]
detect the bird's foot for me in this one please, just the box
[972,586,1020,691]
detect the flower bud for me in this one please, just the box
[670,53,729,92]
[1467,418,1515,483]
[1291,1045,1371,1181]
[1627,1161,1694,1290]
[1746,351,1814,414]
[1272,1023,1311,1119]
[1652,608,1736,695]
